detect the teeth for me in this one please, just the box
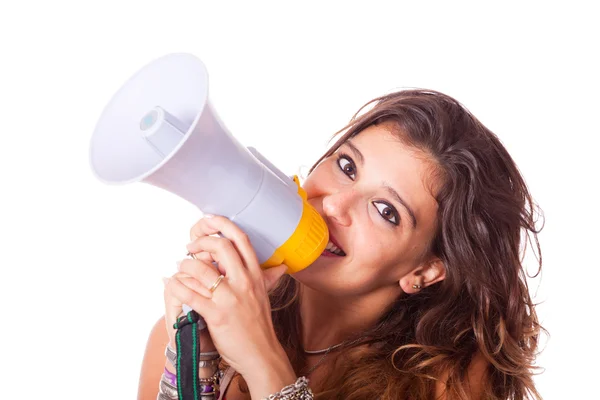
[325,241,345,256]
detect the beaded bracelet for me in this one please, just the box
[262,376,314,400]
[159,369,221,400]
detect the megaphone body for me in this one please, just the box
[89,53,328,273]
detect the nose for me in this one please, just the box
[321,189,356,227]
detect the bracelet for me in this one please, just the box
[262,376,314,400]
[159,373,178,399]
[199,351,220,360]
[159,366,223,400]
[199,358,220,368]
[165,345,221,369]
[159,374,217,400]
[166,344,220,359]
[165,345,177,367]
[163,367,177,386]
[158,393,177,400]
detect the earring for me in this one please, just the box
[412,283,422,290]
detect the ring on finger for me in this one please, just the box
[209,275,225,293]
[187,251,197,260]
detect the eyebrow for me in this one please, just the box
[345,140,418,229]
[345,140,364,165]
[383,184,418,229]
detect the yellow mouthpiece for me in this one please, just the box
[260,176,329,273]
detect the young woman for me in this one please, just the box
[138,89,544,400]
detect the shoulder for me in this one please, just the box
[434,351,489,400]
[137,316,170,400]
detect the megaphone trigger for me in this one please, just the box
[292,175,308,201]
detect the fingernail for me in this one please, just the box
[204,214,214,219]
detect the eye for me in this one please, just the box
[337,153,356,179]
[372,201,400,225]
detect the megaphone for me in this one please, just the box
[89,53,328,273]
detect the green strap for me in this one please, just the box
[173,310,205,400]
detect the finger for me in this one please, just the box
[263,264,288,292]
[187,250,214,264]
[163,275,209,323]
[167,275,216,320]
[162,277,187,340]
[189,214,221,242]
[188,215,261,278]
[162,276,182,317]
[177,258,225,292]
[176,274,213,298]
[185,236,249,284]
[187,251,224,275]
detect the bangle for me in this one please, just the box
[199,350,220,359]
[199,358,220,368]
[158,371,221,400]
[165,345,220,369]
[262,376,314,400]
[159,372,178,399]
[166,344,220,359]
[165,345,177,368]
[163,367,177,386]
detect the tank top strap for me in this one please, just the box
[218,366,237,400]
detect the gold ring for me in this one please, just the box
[209,275,225,293]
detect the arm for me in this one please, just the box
[137,315,219,400]
[137,316,170,400]
[178,215,298,399]
[241,347,297,400]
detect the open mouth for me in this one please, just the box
[322,239,346,257]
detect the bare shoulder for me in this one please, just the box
[137,316,170,400]
[435,351,489,399]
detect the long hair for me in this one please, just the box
[241,90,545,399]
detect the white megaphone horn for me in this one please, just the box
[89,53,328,273]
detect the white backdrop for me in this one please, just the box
[1,1,598,399]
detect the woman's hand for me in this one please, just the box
[165,215,295,397]
[163,271,216,354]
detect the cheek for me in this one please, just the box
[302,174,320,198]
[351,225,393,265]
[351,230,413,276]
[303,161,337,196]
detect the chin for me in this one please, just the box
[290,260,329,286]
[291,263,353,296]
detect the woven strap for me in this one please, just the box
[173,310,207,400]
[217,367,236,400]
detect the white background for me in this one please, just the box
[1,1,598,399]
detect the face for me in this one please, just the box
[294,122,442,297]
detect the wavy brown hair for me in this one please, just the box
[235,89,545,399]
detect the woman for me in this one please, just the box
[138,89,544,399]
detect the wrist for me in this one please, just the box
[244,349,297,399]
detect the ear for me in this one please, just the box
[399,258,446,294]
